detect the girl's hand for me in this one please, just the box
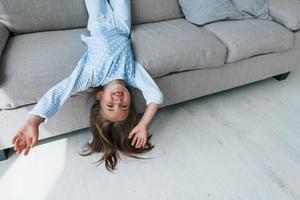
[11,117,41,156]
[128,123,148,148]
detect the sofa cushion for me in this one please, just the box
[131,18,227,78]
[0,0,183,34]
[178,0,242,26]
[0,0,88,34]
[204,19,295,63]
[231,0,272,20]
[131,0,183,25]
[0,28,89,109]
[269,0,300,31]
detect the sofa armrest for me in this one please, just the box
[269,0,300,31]
[0,22,10,57]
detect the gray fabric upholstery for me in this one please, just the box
[231,0,272,20]
[204,19,295,63]
[0,19,227,110]
[0,0,88,33]
[0,22,9,57]
[2,32,299,149]
[131,19,227,78]
[269,0,300,31]
[0,28,89,109]
[131,0,183,25]
[177,0,242,26]
[0,0,183,34]
[132,31,300,112]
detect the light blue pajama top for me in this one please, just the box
[28,0,164,124]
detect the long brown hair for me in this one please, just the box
[79,85,154,172]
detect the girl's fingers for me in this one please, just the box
[142,138,146,147]
[137,138,142,148]
[17,140,23,154]
[13,136,19,150]
[24,138,32,156]
[138,138,144,148]
[12,134,19,145]
[14,137,21,153]
[31,137,38,148]
[128,130,135,139]
[131,134,138,146]
[17,136,26,155]
[137,137,144,149]
[135,137,141,148]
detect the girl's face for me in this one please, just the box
[96,80,131,122]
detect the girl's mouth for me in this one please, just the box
[112,91,123,96]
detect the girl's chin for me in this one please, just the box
[107,82,128,92]
[106,79,125,87]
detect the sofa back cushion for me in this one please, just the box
[231,0,272,20]
[0,0,88,34]
[131,0,183,25]
[178,0,242,26]
[269,0,300,31]
[0,0,183,34]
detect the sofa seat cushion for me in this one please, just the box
[204,19,295,63]
[131,18,227,78]
[0,28,91,109]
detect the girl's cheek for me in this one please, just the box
[103,93,112,102]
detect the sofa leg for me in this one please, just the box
[273,72,290,81]
[0,148,11,161]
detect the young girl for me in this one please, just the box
[11,0,164,171]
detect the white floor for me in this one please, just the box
[1,67,300,200]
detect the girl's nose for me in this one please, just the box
[113,96,122,104]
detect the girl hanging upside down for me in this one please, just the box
[11,0,164,171]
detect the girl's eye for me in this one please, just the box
[107,104,113,108]
[122,105,128,108]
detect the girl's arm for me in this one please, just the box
[28,51,93,124]
[130,61,164,106]
[133,63,163,127]
[127,61,164,148]
[138,103,160,128]
[12,51,93,155]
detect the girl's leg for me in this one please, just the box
[108,0,131,31]
[85,0,111,32]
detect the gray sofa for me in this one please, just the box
[1,0,300,160]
